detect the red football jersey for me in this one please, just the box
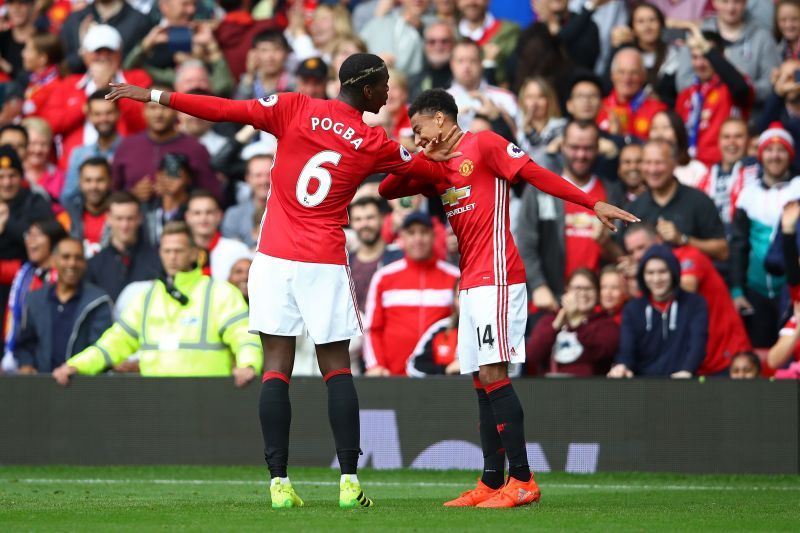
[433,131,528,290]
[169,91,445,264]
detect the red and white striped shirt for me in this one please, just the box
[363,257,459,375]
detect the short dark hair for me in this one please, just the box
[349,196,382,215]
[623,222,658,242]
[0,124,28,144]
[564,119,600,141]
[339,53,388,96]
[187,189,220,210]
[568,72,603,98]
[731,351,761,375]
[29,218,68,251]
[252,28,290,51]
[108,190,140,210]
[161,220,196,247]
[30,32,63,66]
[54,236,85,256]
[408,89,459,122]
[79,156,111,176]
[452,38,481,58]
[87,89,117,108]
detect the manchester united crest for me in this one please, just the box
[459,159,474,176]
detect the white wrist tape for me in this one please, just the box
[150,89,163,103]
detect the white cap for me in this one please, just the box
[82,24,122,53]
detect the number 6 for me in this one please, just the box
[296,150,342,207]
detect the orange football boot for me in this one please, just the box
[443,479,500,507]
[475,475,541,508]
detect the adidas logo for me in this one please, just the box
[510,347,517,356]
[517,488,532,502]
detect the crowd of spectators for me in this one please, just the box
[1,0,800,382]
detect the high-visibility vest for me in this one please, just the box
[68,268,262,376]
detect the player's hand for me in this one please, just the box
[365,366,390,377]
[594,201,639,232]
[607,364,633,378]
[423,125,463,162]
[233,366,256,388]
[670,370,692,379]
[106,83,153,103]
[445,359,460,375]
[52,364,78,386]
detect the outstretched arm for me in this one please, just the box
[516,161,639,231]
[379,173,438,199]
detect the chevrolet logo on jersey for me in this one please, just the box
[441,186,471,206]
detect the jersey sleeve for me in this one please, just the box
[378,173,439,199]
[477,130,530,182]
[678,248,706,280]
[168,92,305,138]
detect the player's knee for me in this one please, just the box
[478,363,508,386]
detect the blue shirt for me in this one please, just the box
[48,285,83,370]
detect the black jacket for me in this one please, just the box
[15,281,113,371]
[0,187,53,261]
[86,239,161,301]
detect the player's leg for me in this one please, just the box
[443,289,504,507]
[248,253,305,508]
[474,283,540,508]
[297,262,372,508]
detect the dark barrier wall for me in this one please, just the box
[1,377,797,474]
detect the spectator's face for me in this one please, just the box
[84,48,121,74]
[0,168,21,201]
[246,156,273,205]
[79,164,112,209]
[719,121,748,166]
[600,271,626,313]
[778,3,800,42]
[386,77,408,115]
[611,50,645,101]
[160,0,196,25]
[641,143,676,191]
[350,203,383,246]
[713,0,746,26]
[761,143,792,179]
[228,258,251,299]
[643,258,672,301]
[87,99,120,137]
[310,7,336,46]
[468,116,493,132]
[566,81,602,121]
[24,128,50,169]
[450,44,482,89]
[402,223,435,261]
[624,229,658,263]
[567,273,597,315]
[562,125,598,179]
[632,5,662,46]
[175,66,211,94]
[402,0,429,14]
[156,168,190,198]
[0,130,27,161]
[144,101,178,135]
[22,40,46,72]
[618,144,643,190]
[23,224,51,266]
[546,0,568,13]
[54,240,87,287]
[690,46,714,81]
[185,197,222,239]
[160,233,196,276]
[424,24,454,68]
[456,0,487,22]
[254,41,288,76]
[521,81,549,124]
[648,112,676,144]
[108,202,141,246]
[178,113,212,138]
[6,0,34,27]
[729,354,759,379]
[297,76,327,99]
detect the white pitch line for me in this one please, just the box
[3,478,800,492]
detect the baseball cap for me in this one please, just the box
[159,153,191,178]
[401,211,433,230]
[0,145,23,176]
[83,24,123,53]
[295,57,328,80]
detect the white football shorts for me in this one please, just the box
[248,252,363,344]
[457,283,527,374]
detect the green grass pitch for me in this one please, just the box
[1,466,798,531]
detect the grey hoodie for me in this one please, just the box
[675,16,780,104]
